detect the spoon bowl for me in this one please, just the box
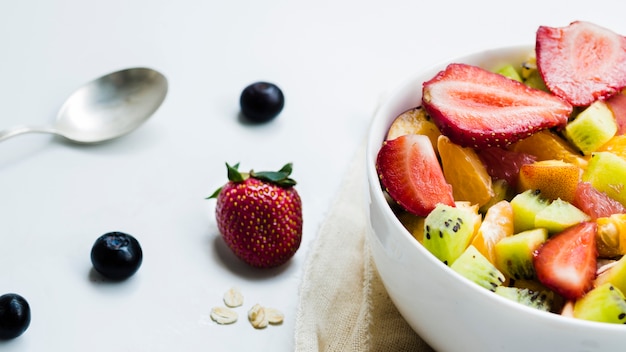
[0,67,168,144]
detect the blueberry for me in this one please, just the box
[240,82,285,122]
[0,293,31,340]
[91,232,143,280]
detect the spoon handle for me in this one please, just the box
[0,125,59,142]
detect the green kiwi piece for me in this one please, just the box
[451,245,505,292]
[595,255,626,294]
[519,55,548,91]
[494,228,548,280]
[573,283,626,324]
[565,101,617,155]
[510,189,550,233]
[495,286,554,312]
[495,64,522,82]
[423,203,477,265]
[520,53,537,79]
[583,152,626,207]
[534,198,591,234]
[523,71,548,91]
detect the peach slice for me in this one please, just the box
[386,107,441,153]
[517,160,583,203]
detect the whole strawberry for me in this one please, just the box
[208,162,303,268]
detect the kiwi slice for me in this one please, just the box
[451,245,505,291]
[423,203,480,265]
[534,198,591,234]
[495,64,522,82]
[565,101,617,155]
[583,152,626,207]
[518,54,548,91]
[520,53,537,80]
[523,71,548,92]
[510,189,550,233]
[595,255,626,294]
[573,283,626,324]
[494,228,548,280]
[495,286,554,312]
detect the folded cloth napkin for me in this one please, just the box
[294,144,434,352]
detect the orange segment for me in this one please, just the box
[438,135,494,207]
[471,200,514,265]
[510,130,588,169]
[598,135,626,160]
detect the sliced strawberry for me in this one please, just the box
[572,182,626,219]
[422,63,572,149]
[536,21,626,106]
[606,91,626,134]
[533,222,598,300]
[476,147,537,188]
[376,134,454,216]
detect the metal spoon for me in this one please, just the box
[0,67,168,144]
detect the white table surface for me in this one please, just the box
[0,1,623,351]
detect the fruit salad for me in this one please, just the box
[376,21,626,324]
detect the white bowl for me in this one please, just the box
[365,45,626,352]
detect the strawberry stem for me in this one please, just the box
[251,162,296,187]
[206,162,296,199]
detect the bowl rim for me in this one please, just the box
[365,44,626,332]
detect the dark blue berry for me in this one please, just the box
[91,232,143,280]
[240,82,284,122]
[0,293,30,340]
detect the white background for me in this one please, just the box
[0,1,624,351]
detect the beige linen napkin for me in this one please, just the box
[294,144,434,352]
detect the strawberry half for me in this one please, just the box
[376,134,454,216]
[533,221,598,300]
[422,63,572,149]
[208,162,303,269]
[536,21,626,106]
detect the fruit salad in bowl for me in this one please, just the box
[366,21,626,351]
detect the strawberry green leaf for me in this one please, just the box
[278,163,293,176]
[251,171,296,187]
[226,162,244,182]
[248,163,296,187]
[207,162,243,199]
[206,187,222,200]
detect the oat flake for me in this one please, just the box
[210,306,238,325]
[223,287,244,308]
